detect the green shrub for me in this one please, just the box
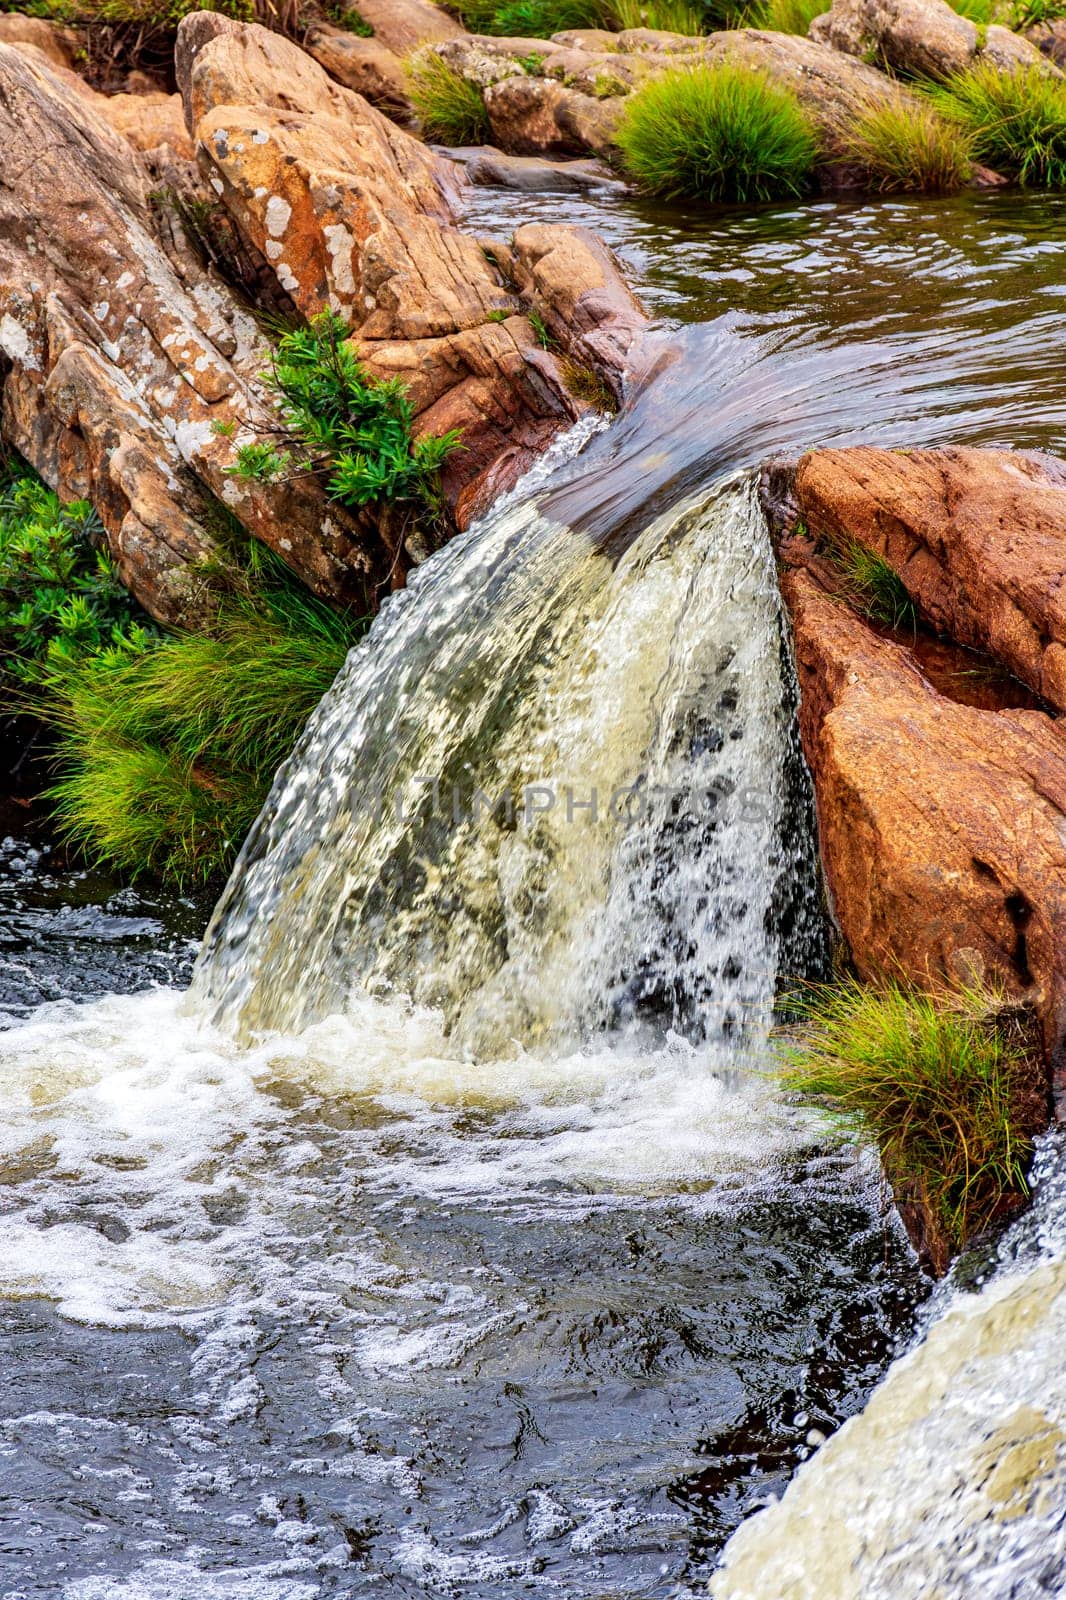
[406,51,492,145]
[324,0,374,33]
[456,0,602,33]
[931,63,1066,188]
[236,311,461,519]
[946,0,995,21]
[39,552,364,884]
[777,978,1046,1263]
[0,467,151,687]
[838,94,974,194]
[616,63,817,203]
[742,0,830,31]
[609,0,705,30]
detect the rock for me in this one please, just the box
[811,0,1060,81]
[0,13,78,71]
[781,563,1066,1093]
[483,74,626,157]
[704,27,935,142]
[446,146,620,190]
[344,0,465,52]
[178,15,647,525]
[509,224,647,380]
[1027,18,1066,67]
[303,23,413,118]
[0,42,376,625]
[96,90,196,163]
[793,447,1066,715]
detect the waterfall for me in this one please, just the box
[193,448,820,1059]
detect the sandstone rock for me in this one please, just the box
[781,563,1066,1093]
[0,13,78,71]
[811,0,1059,80]
[793,447,1066,715]
[179,15,647,523]
[1026,17,1066,67]
[303,23,413,118]
[0,42,375,625]
[550,29,621,52]
[96,90,196,162]
[483,74,625,157]
[344,0,464,52]
[510,224,646,381]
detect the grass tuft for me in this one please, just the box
[743,0,831,32]
[837,93,974,193]
[406,51,492,146]
[776,978,1047,1264]
[610,0,706,30]
[831,539,919,632]
[38,555,365,885]
[616,63,817,203]
[930,63,1066,188]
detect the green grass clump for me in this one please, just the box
[832,539,919,631]
[0,466,150,688]
[946,0,995,21]
[610,0,705,30]
[39,551,364,884]
[406,51,492,146]
[931,64,1066,188]
[743,0,831,33]
[616,63,817,203]
[456,0,601,32]
[777,978,1046,1263]
[838,95,974,193]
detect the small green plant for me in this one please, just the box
[1009,0,1066,30]
[517,52,546,73]
[527,308,556,349]
[616,63,818,203]
[456,0,602,32]
[325,0,374,34]
[946,0,995,22]
[609,0,705,29]
[931,63,1066,188]
[776,978,1047,1263]
[832,539,919,631]
[0,467,150,687]
[485,308,512,323]
[230,441,293,483]
[245,311,461,519]
[837,94,974,193]
[39,549,365,884]
[210,418,237,438]
[744,0,831,32]
[406,51,492,145]
[559,357,618,412]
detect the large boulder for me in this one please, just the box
[768,447,1066,1104]
[302,22,413,118]
[0,42,376,626]
[811,0,1060,81]
[178,15,646,518]
[794,447,1066,714]
[339,0,464,52]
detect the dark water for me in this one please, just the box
[1,187,1064,1598]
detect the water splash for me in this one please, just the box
[193,467,817,1057]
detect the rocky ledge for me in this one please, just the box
[763,446,1066,1129]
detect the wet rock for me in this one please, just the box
[446,146,620,190]
[303,23,413,118]
[781,564,1066,1093]
[769,445,1066,1104]
[0,41,374,625]
[794,446,1066,714]
[811,0,1060,81]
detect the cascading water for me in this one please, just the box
[193,460,815,1059]
[4,189,1066,1597]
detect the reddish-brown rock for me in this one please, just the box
[341,0,464,52]
[1027,18,1066,66]
[783,564,1066,1092]
[303,22,412,117]
[794,446,1066,714]
[811,0,1060,80]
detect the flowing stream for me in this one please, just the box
[2,189,1066,1598]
